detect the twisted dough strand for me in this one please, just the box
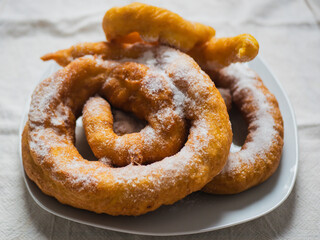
[43,3,259,71]
[102,2,215,51]
[188,34,259,70]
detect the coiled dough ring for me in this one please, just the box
[40,2,283,194]
[81,58,188,166]
[82,94,187,167]
[201,64,284,194]
[22,43,232,215]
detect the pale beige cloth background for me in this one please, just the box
[0,0,319,239]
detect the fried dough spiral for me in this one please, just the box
[202,64,284,194]
[22,44,232,215]
[81,61,187,166]
[33,2,283,203]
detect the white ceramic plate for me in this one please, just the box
[19,56,298,236]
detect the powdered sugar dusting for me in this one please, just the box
[143,72,165,95]
[121,46,188,118]
[220,63,277,173]
[53,156,108,191]
[141,125,157,147]
[188,118,210,154]
[28,128,52,159]
[28,73,62,126]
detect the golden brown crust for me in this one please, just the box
[40,34,259,71]
[102,2,215,51]
[188,34,259,70]
[202,64,284,194]
[81,64,187,166]
[41,3,258,71]
[22,44,232,215]
[102,3,258,70]
[217,88,232,111]
[41,42,139,67]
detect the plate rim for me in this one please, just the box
[19,56,299,236]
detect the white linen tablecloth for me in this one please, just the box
[0,0,319,239]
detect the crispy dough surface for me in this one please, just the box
[102,2,215,51]
[81,60,187,166]
[101,3,258,70]
[22,44,232,215]
[202,64,284,194]
[188,34,259,70]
